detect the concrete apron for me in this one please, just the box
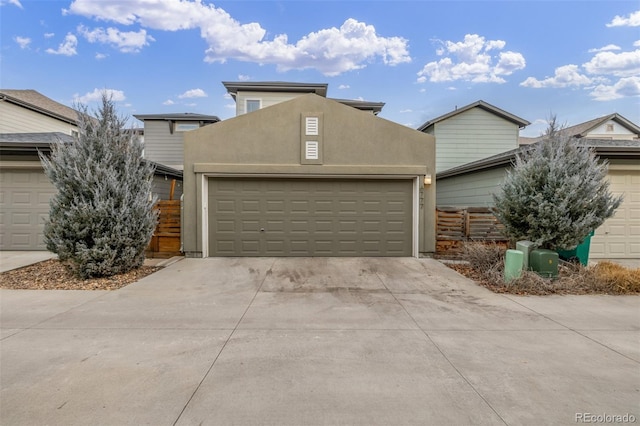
[1,257,638,426]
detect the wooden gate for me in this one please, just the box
[147,199,181,258]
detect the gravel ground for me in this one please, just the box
[0,259,161,290]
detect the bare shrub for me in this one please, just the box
[456,242,639,295]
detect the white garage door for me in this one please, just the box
[590,170,640,259]
[0,169,55,250]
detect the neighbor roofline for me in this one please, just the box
[222,81,328,99]
[133,113,220,122]
[0,92,78,126]
[417,100,530,131]
[437,139,640,179]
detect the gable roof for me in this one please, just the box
[557,113,640,138]
[417,100,530,131]
[133,113,220,122]
[329,98,385,115]
[222,81,328,99]
[0,89,78,125]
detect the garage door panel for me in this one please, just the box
[208,178,412,256]
[1,169,55,250]
[591,170,640,259]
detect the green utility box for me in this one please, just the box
[516,241,535,270]
[557,231,594,266]
[504,249,524,282]
[529,249,559,278]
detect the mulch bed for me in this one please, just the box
[0,259,161,291]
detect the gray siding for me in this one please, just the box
[437,167,507,207]
[152,175,183,201]
[435,108,519,173]
[0,102,77,134]
[142,121,185,167]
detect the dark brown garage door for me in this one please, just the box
[208,178,413,256]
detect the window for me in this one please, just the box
[246,99,261,113]
[175,123,199,132]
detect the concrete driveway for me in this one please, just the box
[1,258,638,426]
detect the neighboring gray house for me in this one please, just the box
[0,89,184,250]
[418,100,530,173]
[436,138,640,260]
[133,113,220,170]
[182,83,436,258]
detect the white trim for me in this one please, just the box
[201,173,209,258]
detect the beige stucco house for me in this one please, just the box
[183,89,436,258]
[418,100,530,173]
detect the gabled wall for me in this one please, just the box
[586,120,637,140]
[183,94,436,256]
[435,108,519,173]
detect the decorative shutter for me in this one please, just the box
[305,141,319,160]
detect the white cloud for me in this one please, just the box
[178,88,207,99]
[0,0,22,8]
[44,32,55,39]
[78,25,154,53]
[45,33,78,56]
[14,36,31,49]
[590,76,640,101]
[417,34,525,84]
[399,109,412,113]
[588,44,621,53]
[606,10,640,27]
[338,84,350,89]
[74,88,126,103]
[162,99,175,105]
[635,40,640,47]
[95,52,107,59]
[223,93,232,100]
[520,64,592,88]
[582,49,640,77]
[66,0,410,76]
[237,74,251,81]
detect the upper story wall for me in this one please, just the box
[434,108,519,173]
[234,91,307,116]
[0,102,77,135]
[142,120,185,168]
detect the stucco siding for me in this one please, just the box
[437,167,507,207]
[183,94,436,257]
[435,108,519,173]
[0,102,77,134]
[142,121,185,167]
[235,91,305,115]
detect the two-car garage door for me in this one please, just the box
[208,178,414,256]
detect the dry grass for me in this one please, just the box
[449,242,640,295]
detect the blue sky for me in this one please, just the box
[1,0,638,136]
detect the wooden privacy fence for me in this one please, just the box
[147,199,181,258]
[436,207,508,257]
